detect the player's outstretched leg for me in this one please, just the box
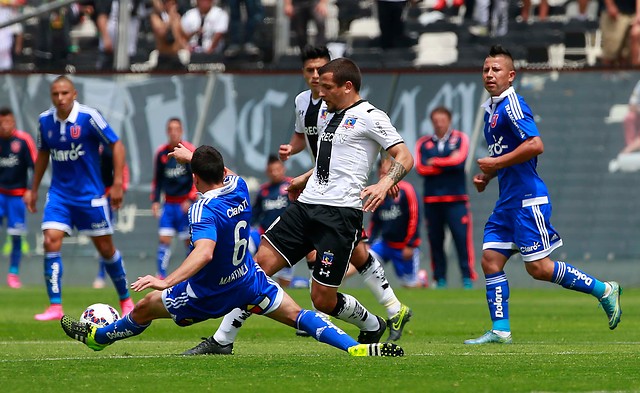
[599,281,622,330]
[296,309,404,357]
[464,271,512,345]
[60,315,109,351]
[60,313,149,351]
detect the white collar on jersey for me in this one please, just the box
[54,100,80,124]
[432,127,453,142]
[197,175,239,199]
[481,86,515,114]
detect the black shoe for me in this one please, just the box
[182,336,233,355]
[386,304,412,342]
[357,315,387,344]
[295,329,312,337]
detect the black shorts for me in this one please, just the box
[263,201,363,287]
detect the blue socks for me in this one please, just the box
[156,243,171,278]
[102,250,130,300]
[44,252,63,304]
[485,272,510,332]
[9,235,21,274]
[95,313,150,344]
[551,261,606,298]
[296,309,358,351]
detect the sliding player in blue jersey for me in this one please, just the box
[0,107,36,289]
[27,75,134,321]
[60,145,404,357]
[465,45,622,344]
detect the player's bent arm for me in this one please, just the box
[168,143,194,163]
[163,238,216,287]
[386,143,414,185]
[493,136,543,170]
[109,141,126,206]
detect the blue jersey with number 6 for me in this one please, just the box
[187,175,256,298]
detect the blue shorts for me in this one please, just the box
[0,194,27,235]
[482,202,563,262]
[159,202,189,239]
[162,263,284,326]
[42,193,113,236]
[369,240,420,287]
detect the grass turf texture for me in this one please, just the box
[0,286,638,392]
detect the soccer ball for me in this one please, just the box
[79,303,120,327]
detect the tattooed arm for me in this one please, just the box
[361,143,413,212]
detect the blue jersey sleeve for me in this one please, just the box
[190,206,218,243]
[505,95,540,141]
[85,107,119,145]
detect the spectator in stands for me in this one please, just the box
[609,79,640,172]
[600,0,640,67]
[335,0,360,37]
[0,0,23,71]
[520,0,549,23]
[284,0,327,52]
[377,0,413,49]
[181,0,228,55]
[35,1,81,71]
[224,0,264,57]
[469,0,508,37]
[150,0,190,69]
[432,0,465,14]
[95,0,148,70]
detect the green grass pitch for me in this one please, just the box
[0,285,637,392]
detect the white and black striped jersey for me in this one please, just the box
[298,100,404,209]
[293,90,328,159]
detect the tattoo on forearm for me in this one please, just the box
[386,161,408,185]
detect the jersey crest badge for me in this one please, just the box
[342,117,357,129]
[11,141,21,153]
[491,114,499,128]
[70,125,81,139]
[321,251,334,266]
[320,108,327,119]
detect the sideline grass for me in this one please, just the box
[0,286,638,392]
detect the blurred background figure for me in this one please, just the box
[0,0,23,71]
[376,0,413,48]
[284,0,327,53]
[599,0,640,67]
[415,107,476,289]
[150,0,190,69]
[95,0,148,70]
[0,107,36,289]
[35,0,81,71]
[181,0,228,55]
[224,0,264,57]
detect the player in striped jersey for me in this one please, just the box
[0,107,36,289]
[60,145,404,357]
[465,45,622,344]
[27,75,134,321]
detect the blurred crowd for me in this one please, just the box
[0,0,635,72]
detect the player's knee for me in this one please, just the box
[42,235,62,252]
[525,259,553,281]
[310,291,337,314]
[130,296,153,325]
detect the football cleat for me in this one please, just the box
[357,315,387,344]
[387,304,412,342]
[182,336,233,355]
[34,304,64,321]
[599,281,622,330]
[60,315,109,351]
[7,273,21,289]
[295,329,311,337]
[464,330,512,345]
[348,342,404,357]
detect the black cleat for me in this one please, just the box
[387,304,412,341]
[182,336,234,355]
[357,315,387,344]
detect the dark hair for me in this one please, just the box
[318,58,361,92]
[489,45,513,61]
[430,106,451,119]
[52,75,74,87]
[267,154,280,165]
[0,107,13,117]
[167,117,182,126]
[191,145,225,184]
[300,45,331,64]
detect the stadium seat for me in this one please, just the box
[413,32,458,67]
